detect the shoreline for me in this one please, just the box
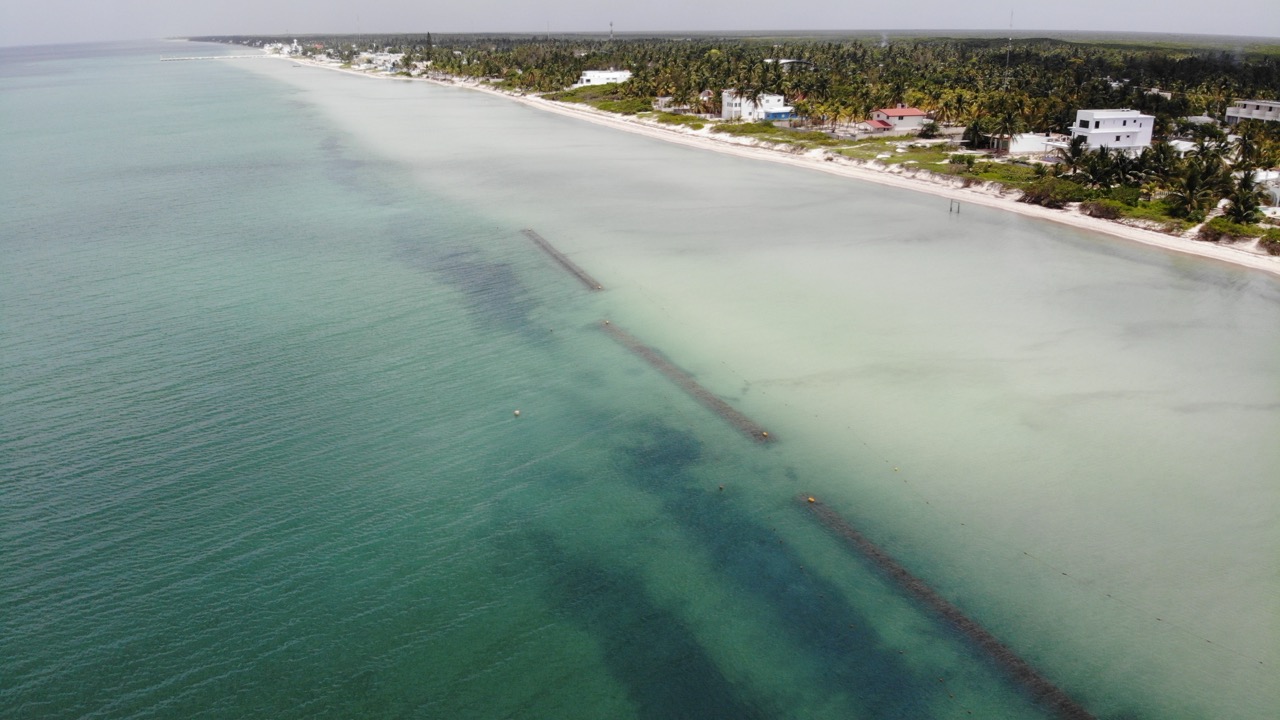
[258,51,1280,279]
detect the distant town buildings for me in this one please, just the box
[1067,109,1154,154]
[265,40,301,56]
[572,70,632,88]
[871,105,929,130]
[1225,99,1280,125]
[721,91,795,121]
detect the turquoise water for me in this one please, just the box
[2,42,1277,719]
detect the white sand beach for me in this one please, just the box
[270,56,1280,279]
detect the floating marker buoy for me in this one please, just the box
[807,496,815,503]
[718,484,724,491]
[603,320,610,325]
[513,410,521,417]
[761,431,769,438]
[893,466,899,472]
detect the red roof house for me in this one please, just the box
[870,105,930,130]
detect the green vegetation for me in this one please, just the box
[834,139,952,165]
[711,121,840,147]
[654,113,705,130]
[1019,177,1093,208]
[1260,229,1280,255]
[543,82,652,114]
[202,32,1280,127]
[1198,216,1269,242]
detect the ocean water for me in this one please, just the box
[2,41,1277,719]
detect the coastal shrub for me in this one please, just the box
[1019,178,1090,209]
[1080,199,1125,219]
[713,121,778,136]
[594,98,653,115]
[1197,216,1264,243]
[918,121,941,139]
[973,162,1040,187]
[1103,185,1142,206]
[546,82,626,103]
[655,112,705,130]
[711,122,839,146]
[1259,228,1280,255]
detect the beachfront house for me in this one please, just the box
[1225,99,1280,126]
[571,70,632,88]
[721,90,795,121]
[1065,109,1154,154]
[989,132,1070,155]
[871,105,929,130]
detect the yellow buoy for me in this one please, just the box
[807,496,815,503]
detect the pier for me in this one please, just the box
[602,322,772,443]
[802,497,1095,720]
[522,229,604,291]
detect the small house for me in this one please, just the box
[572,70,633,88]
[871,104,929,130]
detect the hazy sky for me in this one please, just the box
[3,1,1279,48]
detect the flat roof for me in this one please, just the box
[1079,109,1151,117]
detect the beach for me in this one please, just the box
[274,52,1280,278]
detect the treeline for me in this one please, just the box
[199,33,1280,137]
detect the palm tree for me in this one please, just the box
[1222,171,1267,224]
[1055,135,1089,174]
[1167,162,1220,222]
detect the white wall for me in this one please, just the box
[1069,110,1153,153]
[722,91,789,121]
[572,70,632,88]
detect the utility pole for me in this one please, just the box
[1003,11,1013,90]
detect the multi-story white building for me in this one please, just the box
[721,90,794,121]
[1225,99,1280,125]
[1068,109,1154,154]
[571,70,632,88]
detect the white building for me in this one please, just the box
[1068,109,1154,154]
[1005,132,1070,155]
[871,105,929,130]
[1225,99,1280,126]
[721,90,794,121]
[571,70,632,88]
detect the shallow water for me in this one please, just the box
[2,41,1277,719]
